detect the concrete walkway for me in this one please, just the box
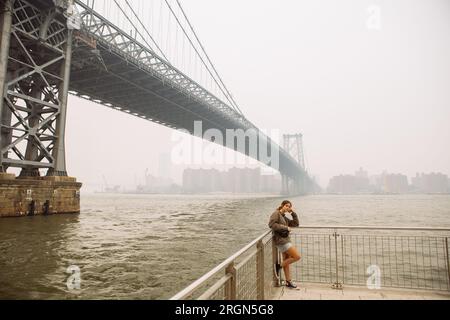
[273,283,450,300]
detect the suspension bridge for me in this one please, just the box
[0,0,317,217]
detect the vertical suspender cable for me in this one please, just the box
[163,0,243,115]
[174,0,244,116]
[121,0,169,61]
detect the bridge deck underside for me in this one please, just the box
[70,44,239,135]
[69,42,305,178]
[65,6,308,181]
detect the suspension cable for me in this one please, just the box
[164,0,244,115]
[121,0,169,61]
[174,0,244,116]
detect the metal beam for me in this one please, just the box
[0,0,13,172]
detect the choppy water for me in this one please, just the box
[0,194,449,299]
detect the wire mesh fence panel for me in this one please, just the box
[339,234,450,291]
[198,276,231,300]
[263,236,276,299]
[290,232,335,284]
[236,253,258,300]
[207,283,228,300]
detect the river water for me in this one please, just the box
[0,194,449,299]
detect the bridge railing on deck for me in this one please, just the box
[171,226,450,300]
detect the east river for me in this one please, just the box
[0,194,449,299]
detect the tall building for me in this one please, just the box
[327,167,371,194]
[355,167,370,192]
[411,173,449,194]
[327,175,358,194]
[260,174,282,193]
[182,168,222,193]
[382,174,409,193]
[227,168,260,193]
[158,153,172,181]
[182,167,280,194]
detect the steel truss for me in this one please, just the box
[283,134,306,171]
[0,0,72,176]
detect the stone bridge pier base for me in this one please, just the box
[0,173,81,217]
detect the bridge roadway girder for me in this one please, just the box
[70,41,245,133]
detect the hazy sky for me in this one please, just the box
[64,0,450,190]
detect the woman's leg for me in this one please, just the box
[281,247,301,282]
[282,252,291,281]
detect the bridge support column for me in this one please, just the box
[0,0,81,217]
[47,29,73,177]
[0,0,13,173]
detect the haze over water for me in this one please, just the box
[0,193,449,299]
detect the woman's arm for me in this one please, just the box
[268,211,289,232]
[288,211,300,227]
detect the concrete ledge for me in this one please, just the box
[40,176,77,183]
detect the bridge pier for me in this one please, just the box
[0,0,81,217]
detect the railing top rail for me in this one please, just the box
[294,225,450,232]
[170,230,271,300]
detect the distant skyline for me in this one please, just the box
[31,0,449,191]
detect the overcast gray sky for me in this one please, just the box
[65,0,450,190]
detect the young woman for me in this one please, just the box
[268,200,301,288]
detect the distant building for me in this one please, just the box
[411,173,449,194]
[227,168,260,193]
[183,168,222,193]
[382,174,409,193]
[329,169,449,195]
[136,172,179,193]
[355,167,370,192]
[158,153,172,180]
[260,174,282,193]
[182,167,281,194]
[327,175,358,194]
[327,167,371,194]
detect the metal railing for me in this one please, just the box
[171,226,450,300]
[290,226,450,291]
[170,230,276,300]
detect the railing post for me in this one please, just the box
[256,240,265,300]
[225,262,236,300]
[332,230,343,289]
[445,238,450,291]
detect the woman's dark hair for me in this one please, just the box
[278,200,292,211]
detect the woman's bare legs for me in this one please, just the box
[281,247,301,282]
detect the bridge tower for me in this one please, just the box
[282,133,307,195]
[0,0,81,217]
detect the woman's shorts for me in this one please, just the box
[276,242,293,253]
